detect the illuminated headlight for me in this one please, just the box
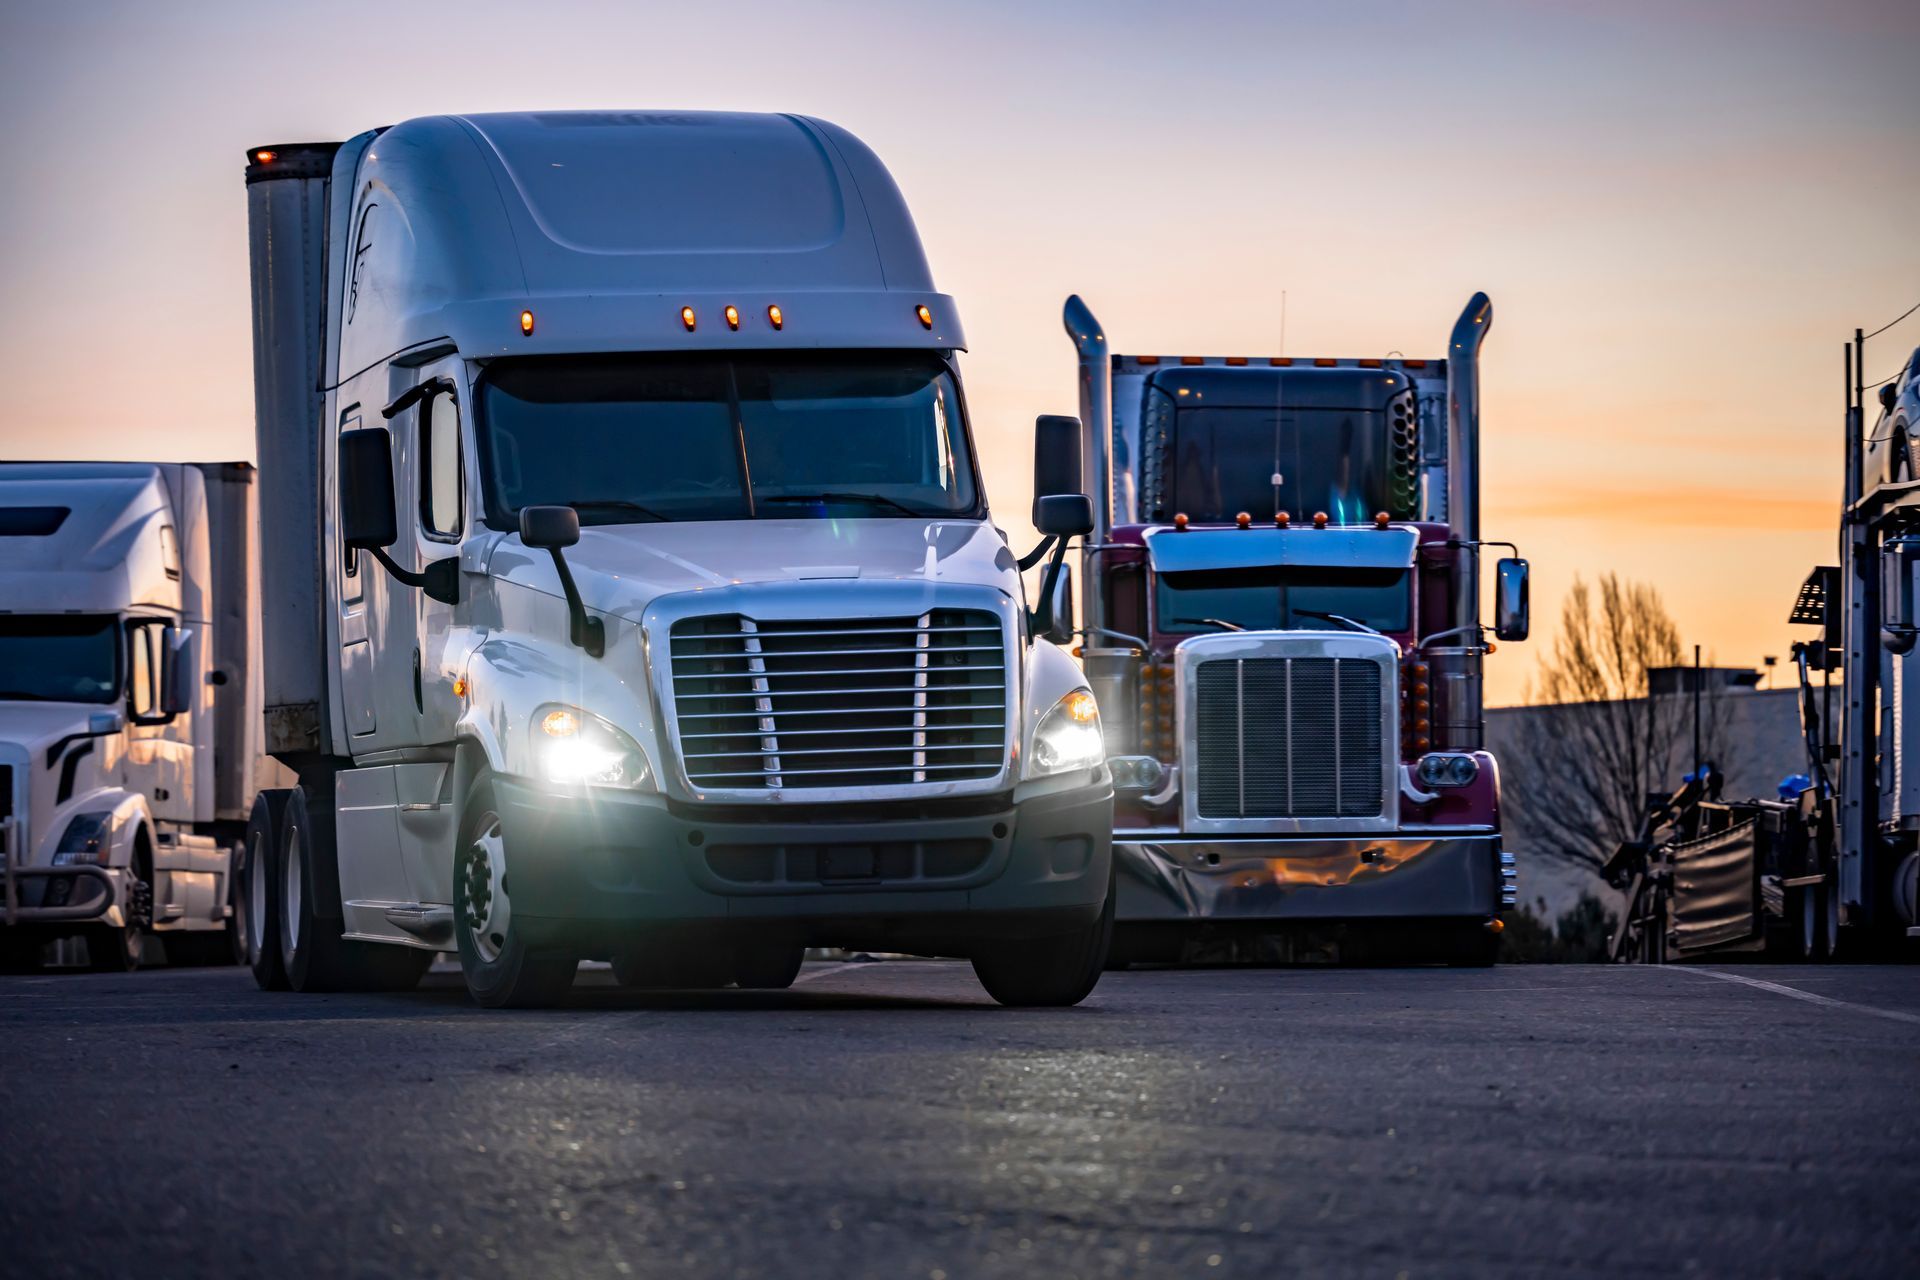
[1415,752,1480,789]
[1026,689,1104,779]
[534,704,654,790]
[53,811,113,865]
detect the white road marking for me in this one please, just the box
[1679,966,1920,1027]
[789,961,864,986]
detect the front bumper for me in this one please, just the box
[1,865,121,928]
[1114,830,1507,923]
[492,776,1113,956]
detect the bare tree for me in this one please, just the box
[1501,574,1731,875]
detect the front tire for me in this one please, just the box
[970,863,1115,1008]
[454,775,577,1008]
[733,942,805,990]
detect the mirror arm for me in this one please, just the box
[381,376,456,421]
[1028,535,1073,638]
[362,547,461,606]
[544,547,605,658]
[1016,535,1057,573]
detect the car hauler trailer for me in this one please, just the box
[241,112,1113,1008]
[1605,336,1920,962]
[1062,294,1528,964]
[1,460,269,970]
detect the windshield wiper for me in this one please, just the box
[759,492,934,517]
[567,499,668,524]
[1167,617,1247,633]
[1294,609,1384,637]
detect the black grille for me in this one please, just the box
[1193,657,1385,819]
[705,838,993,886]
[669,610,1007,790]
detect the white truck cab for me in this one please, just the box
[242,112,1113,1007]
[0,461,269,970]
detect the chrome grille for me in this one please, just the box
[669,610,1008,790]
[1193,657,1384,819]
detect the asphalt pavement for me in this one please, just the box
[1,959,1916,1279]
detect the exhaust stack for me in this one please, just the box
[1063,294,1111,637]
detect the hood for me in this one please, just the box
[486,517,1023,618]
[0,702,110,759]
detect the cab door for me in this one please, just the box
[405,356,468,749]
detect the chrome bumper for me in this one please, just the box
[2,865,118,926]
[1114,831,1507,923]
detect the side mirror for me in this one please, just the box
[1884,535,1918,655]
[1494,557,1530,642]
[339,427,398,550]
[1033,414,1085,517]
[520,505,602,657]
[160,625,196,716]
[1035,493,1094,538]
[519,504,581,549]
[1880,384,1898,411]
[1043,562,1075,645]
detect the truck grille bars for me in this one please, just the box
[669,610,1008,791]
[1192,657,1386,819]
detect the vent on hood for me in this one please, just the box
[0,506,69,536]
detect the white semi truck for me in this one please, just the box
[240,111,1114,1008]
[1,461,271,970]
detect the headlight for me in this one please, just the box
[1415,752,1480,789]
[533,704,654,790]
[1026,689,1104,779]
[53,811,113,865]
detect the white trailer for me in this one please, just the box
[240,112,1114,1007]
[1,461,275,970]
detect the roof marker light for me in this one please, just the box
[1173,513,1190,531]
[1275,511,1290,528]
[767,304,783,330]
[916,304,933,329]
[1313,358,1337,367]
[1135,355,1160,365]
[1235,511,1251,529]
[1312,511,1329,529]
[1225,356,1248,366]
[1180,356,1204,366]
[254,149,277,164]
[519,309,534,336]
[1270,357,1293,366]
[1359,358,1383,368]
[725,305,740,331]
[1374,512,1391,529]
[681,306,696,331]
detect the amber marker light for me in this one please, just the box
[254,149,278,164]
[767,304,783,330]
[1312,511,1329,529]
[1275,511,1290,528]
[1173,513,1190,531]
[1064,690,1099,724]
[452,677,468,698]
[1374,512,1391,529]
[1235,511,1251,529]
[681,306,697,331]
[724,305,740,331]
[541,708,581,738]
[915,304,933,329]
[519,309,534,336]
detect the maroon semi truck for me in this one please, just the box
[1061,292,1528,964]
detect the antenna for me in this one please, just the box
[1279,289,1287,358]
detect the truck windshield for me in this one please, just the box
[476,352,981,526]
[1156,567,1410,634]
[1168,405,1389,526]
[0,615,121,703]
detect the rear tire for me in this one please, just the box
[278,786,429,994]
[243,791,290,990]
[732,942,805,990]
[971,862,1115,1008]
[453,775,577,1008]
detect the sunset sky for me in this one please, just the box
[2,0,1915,705]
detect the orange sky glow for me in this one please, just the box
[2,0,1916,705]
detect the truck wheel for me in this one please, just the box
[243,791,291,989]
[89,834,152,973]
[278,787,428,994]
[453,776,577,1008]
[970,863,1115,1008]
[733,942,805,990]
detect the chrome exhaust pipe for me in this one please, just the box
[1063,294,1111,637]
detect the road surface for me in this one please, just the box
[1,960,1916,1278]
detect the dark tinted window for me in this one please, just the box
[0,615,120,703]
[477,352,979,526]
[0,506,70,536]
[1167,403,1389,526]
[1156,566,1410,634]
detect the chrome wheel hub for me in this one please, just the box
[462,813,511,965]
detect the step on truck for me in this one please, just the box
[1,461,274,970]
[1062,294,1528,964]
[241,111,1114,1008]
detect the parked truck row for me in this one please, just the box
[2,109,1529,997]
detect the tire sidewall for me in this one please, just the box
[453,774,571,1006]
[243,791,289,989]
